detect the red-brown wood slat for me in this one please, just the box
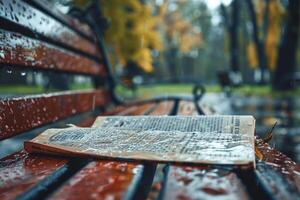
[0,0,99,58]
[48,101,174,200]
[0,102,159,200]
[150,101,174,115]
[178,101,215,115]
[164,166,250,200]
[0,151,68,200]
[255,139,300,199]
[0,29,104,75]
[27,0,96,40]
[178,101,198,116]
[0,89,111,140]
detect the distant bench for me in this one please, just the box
[0,0,299,200]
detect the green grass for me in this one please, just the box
[2,83,300,98]
[117,84,300,99]
[0,83,94,95]
[0,85,44,94]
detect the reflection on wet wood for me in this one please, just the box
[0,151,67,200]
[256,138,300,199]
[27,0,96,40]
[165,166,250,200]
[0,0,99,57]
[0,30,104,75]
[0,90,110,140]
[0,102,167,200]
[48,161,140,200]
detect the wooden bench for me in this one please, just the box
[0,1,299,200]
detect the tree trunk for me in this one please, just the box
[272,0,300,90]
[230,0,239,72]
[220,1,240,73]
[246,0,268,84]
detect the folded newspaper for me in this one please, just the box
[25,115,255,167]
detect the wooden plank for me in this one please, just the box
[178,101,215,115]
[150,101,174,115]
[0,90,111,140]
[0,0,99,58]
[0,29,104,75]
[255,139,300,199]
[0,151,68,200]
[27,0,96,40]
[178,101,198,115]
[47,102,174,200]
[164,165,250,200]
[0,103,158,200]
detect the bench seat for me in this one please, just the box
[0,0,299,199]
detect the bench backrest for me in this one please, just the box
[0,0,113,140]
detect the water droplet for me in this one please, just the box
[7,69,12,74]
[21,72,26,76]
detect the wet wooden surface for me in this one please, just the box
[0,0,99,58]
[164,166,250,200]
[48,102,174,200]
[0,151,67,200]
[0,90,110,140]
[26,0,96,40]
[178,101,198,116]
[0,102,161,200]
[255,138,300,199]
[150,101,174,115]
[0,30,104,75]
[161,101,251,200]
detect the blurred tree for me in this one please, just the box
[272,0,299,90]
[245,0,268,84]
[220,0,240,73]
[245,0,285,84]
[74,0,162,73]
[155,0,203,81]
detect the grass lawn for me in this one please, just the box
[121,84,300,99]
[2,84,300,98]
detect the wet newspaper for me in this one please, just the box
[25,115,255,167]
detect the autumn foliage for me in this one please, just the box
[247,0,285,70]
[74,0,202,73]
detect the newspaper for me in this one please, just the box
[25,115,255,167]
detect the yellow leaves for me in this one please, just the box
[100,0,162,73]
[132,48,153,73]
[247,0,285,70]
[180,31,202,53]
[247,42,258,69]
[264,0,285,70]
[157,2,203,53]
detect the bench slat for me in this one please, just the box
[0,90,110,140]
[255,139,300,199]
[164,166,250,200]
[0,151,68,200]
[0,0,99,58]
[0,103,157,200]
[0,29,104,75]
[48,101,175,200]
[178,101,198,115]
[27,0,96,40]
[150,101,175,115]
